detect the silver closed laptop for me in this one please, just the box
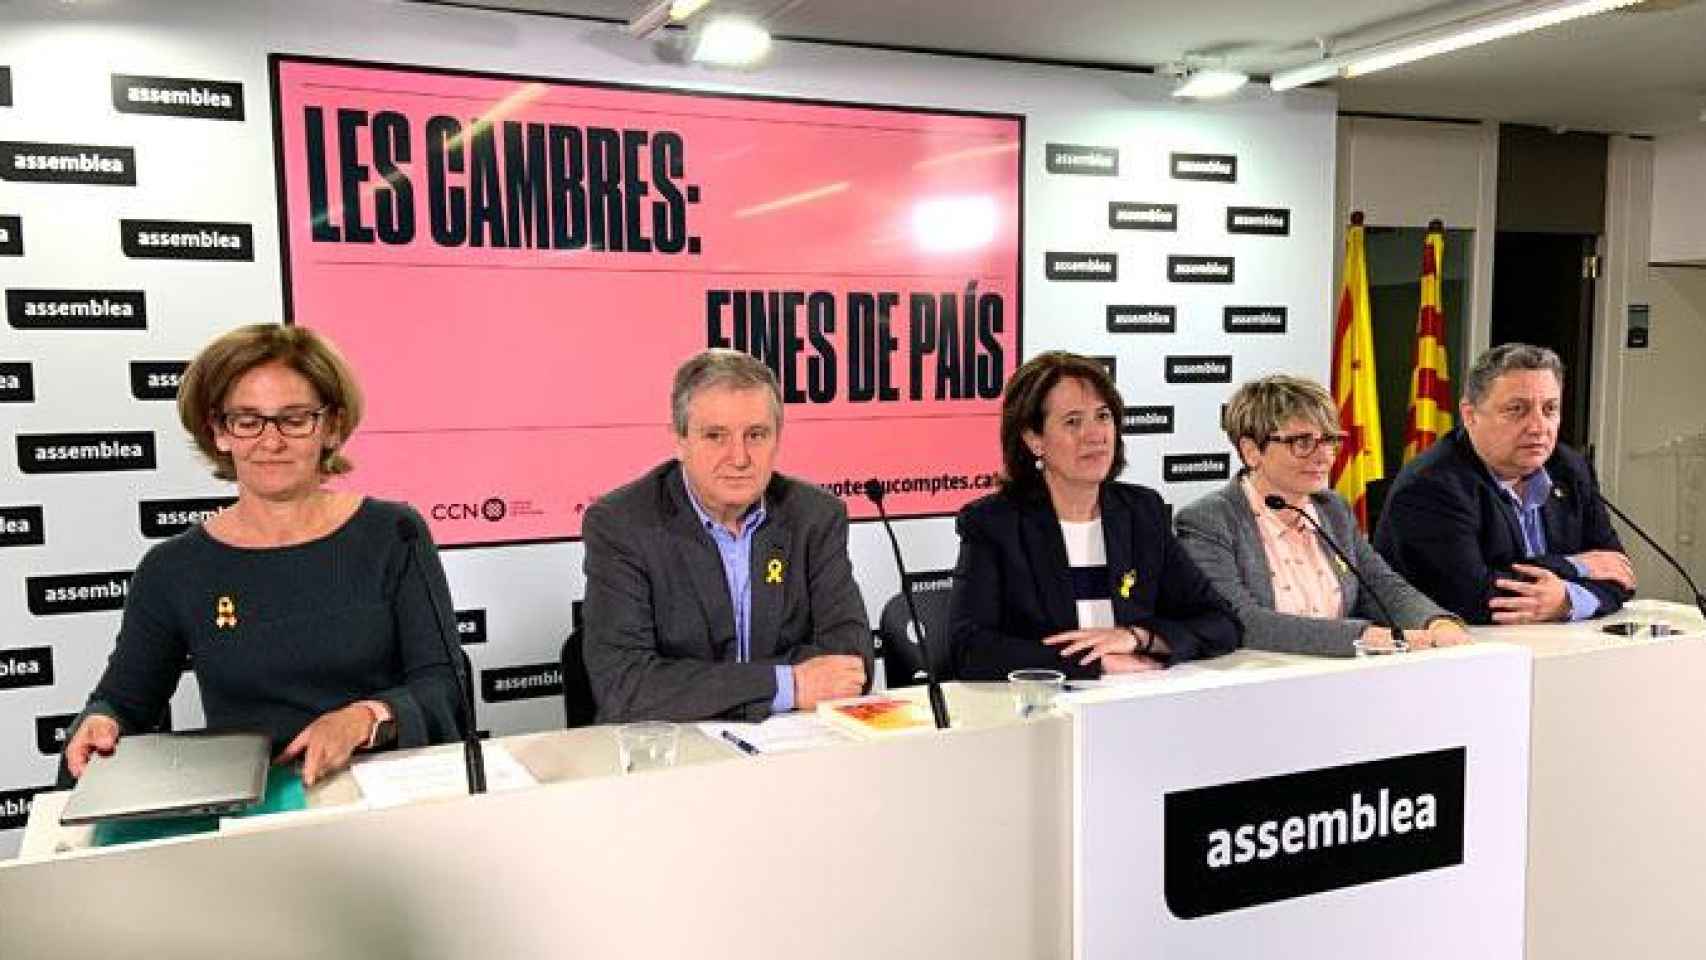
[60,731,270,826]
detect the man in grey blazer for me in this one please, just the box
[582,350,870,722]
[1176,375,1466,656]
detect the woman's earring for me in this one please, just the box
[1033,454,1044,471]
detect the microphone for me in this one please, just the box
[1596,492,1706,621]
[1263,494,1410,654]
[397,518,486,793]
[863,479,951,729]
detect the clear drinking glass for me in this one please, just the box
[617,721,680,773]
[1008,669,1066,719]
[1352,633,1408,657]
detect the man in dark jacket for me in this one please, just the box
[1375,343,1634,624]
[582,350,870,723]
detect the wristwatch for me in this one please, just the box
[359,700,397,749]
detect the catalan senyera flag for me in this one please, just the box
[1330,211,1384,531]
[1402,221,1453,462]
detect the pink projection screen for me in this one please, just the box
[271,56,1022,546]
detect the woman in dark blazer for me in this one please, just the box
[949,352,1239,681]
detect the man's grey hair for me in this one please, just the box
[670,349,784,436]
[1463,343,1565,406]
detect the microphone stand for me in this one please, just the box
[1597,493,1706,622]
[398,520,486,793]
[864,480,951,729]
[1264,495,1409,654]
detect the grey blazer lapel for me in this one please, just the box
[748,518,789,660]
[665,493,738,661]
[1312,492,1360,615]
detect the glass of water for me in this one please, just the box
[1008,669,1066,719]
[1353,631,1408,657]
[617,721,680,773]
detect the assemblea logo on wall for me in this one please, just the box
[0,786,50,831]
[0,362,34,402]
[456,609,488,645]
[1165,355,1233,384]
[0,214,21,256]
[482,662,563,703]
[139,497,237,538]
[129,361,189,401]
[1046,252,1118,282]
[35,713,78,756]
[0,505,46,547]
[1163,748,1466,918]
[1226,206,1291,236]
[1170,152,1238,183]
[7,290,146,330]
[0,141,136,186]
[0,646,55,691]
[17,432,157,474]
[1122,406,1176,435]
[111,74,245,121]
[1106,305,1176,335]
[1167,256,1235,284]
[1223,306,1289,334]
[26,571,134,615]
[1045,143,1118,176]
[121,219,255,261]
[1162,454,1231,482]
[1108,202,1178,231]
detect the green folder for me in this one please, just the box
[92,765,308,848]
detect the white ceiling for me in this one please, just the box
[423,0,1706,135]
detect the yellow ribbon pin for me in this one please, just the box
[215,595,238,629]
[765,558,784,584]
[1118,570,1136,599]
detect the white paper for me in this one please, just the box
[699,712,857,755]
[349,743,537,808]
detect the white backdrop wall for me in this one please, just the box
[0,0,1335,853]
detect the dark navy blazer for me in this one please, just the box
[949,482,1240,681]
[1374,428,1630,624]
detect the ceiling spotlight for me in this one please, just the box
[1172,68,1250,100]
[628,0,713,39]
[691,15,772,67]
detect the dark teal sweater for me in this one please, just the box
[80,498,465,755]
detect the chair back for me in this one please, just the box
[877,576,955,688]
[560,626,597,728]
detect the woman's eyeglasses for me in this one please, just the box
[1264,431,1347,457]
[218,406,328,439]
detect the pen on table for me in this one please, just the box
[720,730,761,755]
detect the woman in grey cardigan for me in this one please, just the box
[1175,375,1469,656]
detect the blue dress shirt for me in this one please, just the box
[682,476,796,711]
[1497,468,1597,621]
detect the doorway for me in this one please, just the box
[1489,231,1598,450]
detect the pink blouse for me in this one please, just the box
[1242,478,1345,619]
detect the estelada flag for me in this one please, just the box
[1403,221,1453,463]
[1330,211,1385,531]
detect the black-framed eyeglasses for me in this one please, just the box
[1264,431,1347,457]
[217,406,329,439]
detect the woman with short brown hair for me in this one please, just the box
[63,324,465,787]
[1175,374,1467,656]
